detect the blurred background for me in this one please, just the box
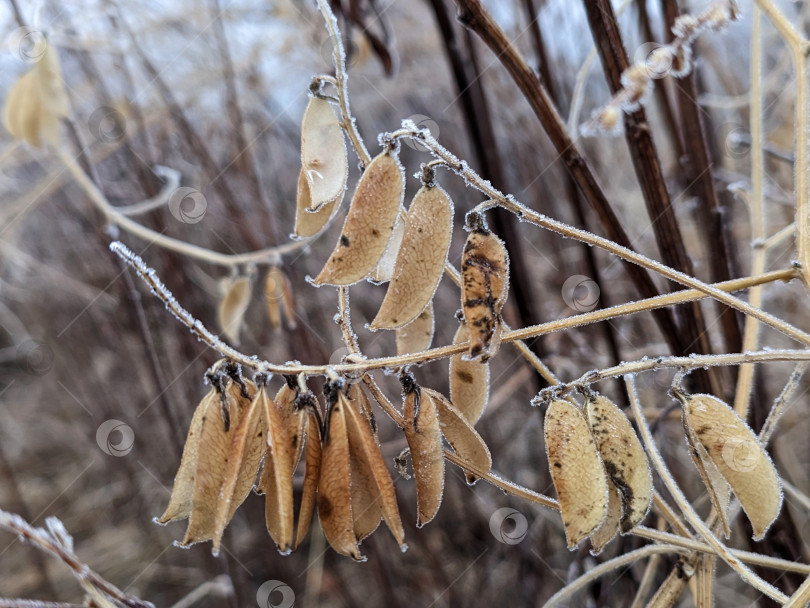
[1,0,809,605]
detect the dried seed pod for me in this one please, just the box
[544,399,609,549]
[2,40,69,147]
[585,394,652,532]
[370,185,453,329]
[181,377,253,546]
[218,275,252,344]
[293,167,341,239]
[683,417,731,537]
[156,388,217,525]
[313,152,405,286]
[395,302,434,355]
[265,266,297,330]
[427,388,491,485]
[448,322,489,425]
[256,384,302,554]
[318,386,364,560]
[402,377,445,527]
[212,384,265,555]
[369,212,405,283]
[342,388,406,548]
[589,482,622,555]
[681,393,782,540]
[301,96,348,210]
[294,411,322,549]
[460,215,509,361]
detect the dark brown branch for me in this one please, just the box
[453,0,683,357]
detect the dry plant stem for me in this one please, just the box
[392,124,810,347]
[56,148,307,266]
[544,545,691,607]
[583,0,717,393]
[652,493,693,539]
[785,576,810,608]
[754,0,810,289]
[0,602,82,607]
[454,0,685,357]
[0,510,153,608]
[114,240,800,376]
[624,376,789,603]
[759,362,807,445]
[734,7,767,419]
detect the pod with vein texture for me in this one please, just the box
[294,412,322,550]
[256,384,304,554]
[460,218,509,361]
[212,385,265,555]
[156,388,218,524]
[589,482,622,554]
[218,276,252,345]
[344,389,406,547]
[395,302,435,355]
[293,167,341,239]
[681,393,782,540]
[300,96,348,210]
[181,379,254,546]
[314,152,404,286]
[585,394,652,532]
[427,388,491,485]
[448,322,490,425]
[369,213,405,284]
[683,416,731,537]
[370,185,453,329]
[544,399,609,549]
[2,41,69,147]
[402,381,445,527]
[318,390,364,560]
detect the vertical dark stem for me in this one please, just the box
[453,0,683,359]
[582,0,716,395]
[520,0,623,373]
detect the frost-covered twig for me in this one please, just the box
[0,509,153,608]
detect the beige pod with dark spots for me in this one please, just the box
[544,399,609,549]
[585,394,652,532]
[300,96,348,211]
[681,393,782,540]
[395,302,435,355]
[460,215,509,361]
[370,184,453,329]
[448,322,490,425]
[314,152,405,286]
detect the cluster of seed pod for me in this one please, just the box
[544,393,653,553]
[155,361,498,559]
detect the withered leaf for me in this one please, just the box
[313,152,404,286]
[448,322,489,425]
[370,185,453,329]
[301,96,348,210]
[344,385,405,548]
[293,167,341,239]
[427,388,491,485]
[2,40,69,147]
[319,389,364,560]
[545,399,608,549]
[585,394,652,532]
[682,393,782,540]
[218,276,252,345]
[294,411,322,550]
[461,216,509,361]
[402,381,444,527]
[589,481,622,555]
[395,302,434,355]
[181,378,253,547]
[156,388,217,525]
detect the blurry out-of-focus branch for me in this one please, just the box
[0,509,154,608]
